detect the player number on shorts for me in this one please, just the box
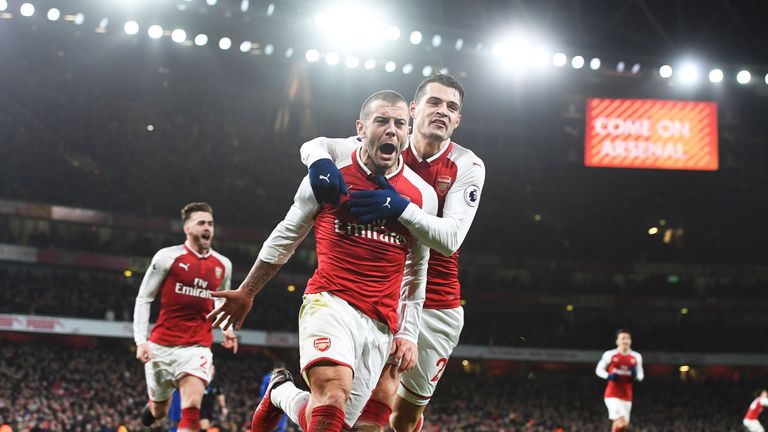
[430,358,448,382]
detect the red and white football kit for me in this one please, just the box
[259,146,437,427]
[743,396,768,432]
[133,242,232,401]
[596,348,644,421]
[301,135,485,403]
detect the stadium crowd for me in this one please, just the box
[0,342,759,432]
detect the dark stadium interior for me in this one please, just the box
[2,0,768,431]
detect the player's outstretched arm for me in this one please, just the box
[634,353,644,382]
[300,136,358,204]
[209,176,319,331]
[209,259,283,331]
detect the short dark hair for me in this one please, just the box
[414,73,465,106]
[754,389,767,398]
[359,90,407,121]
[616,328,631,338]
[181,202,213,224]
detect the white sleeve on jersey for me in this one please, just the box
[634,351,644,382]
[257,176,319,265]
[300,136,359,167]
[760,397,768,406]
[398,156,486,257]
[395,186,438,344]
[133,249,173,345]
[212,254,234,329]
[595,350,612,379]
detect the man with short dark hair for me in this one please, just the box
[133,202,237,432]
[743,389,768,432]
[595,329,644,432]
[300,73,485,432]
[209,90,437,432]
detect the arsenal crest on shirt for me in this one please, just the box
[436,175,452,196]
[215,266,223,279]
[314,337,331,352]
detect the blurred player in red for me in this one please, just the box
[208,90,437,432]
[300,73,485,432]
[133,202,238,432]
[595,329,644,432]
[743,389,768,432]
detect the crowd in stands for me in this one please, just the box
[0,342,760,431]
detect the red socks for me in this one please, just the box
[178,407,200,431]
[307,404,346,432]
[357,399,391,428]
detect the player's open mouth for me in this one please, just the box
[201,233,211,241]
[431,119,447,128]
[379,143,397,155]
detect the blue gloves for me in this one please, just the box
[349,175,409,225]
[630,367,637,380]
[308,159,348,205]
[607,373,619,381]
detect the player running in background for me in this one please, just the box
[595,329,644,432]
[300,73,485,432]
[743,389,768,432]
[208,90,437,432]
[133,202,238,432]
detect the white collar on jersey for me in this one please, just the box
[354,145,404,179]
[185,241,212,258]
[407,135,452,164]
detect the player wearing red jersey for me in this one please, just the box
[133,202,238,432]
[743,389,768,432]
[300,74,485,432]
[208,90,438,432]
[595,329,644,432]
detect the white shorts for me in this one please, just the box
[604,397,632,422]
[744,419,765,432]
[298,292,392,428]
[144,341,213,402]
[398,307,464,406]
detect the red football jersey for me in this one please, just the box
[134,243,232,348]
[745,397,768,420]
[306,149,436,332]
[597,349,644,401]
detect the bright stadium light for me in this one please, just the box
[98,18,109,29]
[20,3,34,17]
[240,0,249,12]
[218,37,232,50]
[679,64,699,84]
[384,25,400,41]
[124,21,139,35]
[571,55,585,69]
[239,41,252,52]
[402,63,413,74]
[659,64,673,78]
[589,57,601,70]
[264,44,274,55]
[284,47,293,58]
[364,58,376,70]
[194,34,208,46]
[0,1,7,12]
[47,8,60,21]
[325,52,340,65]
[74,12,85,25]
[266,3,275,16]
[455,38,464,51]
[345,56,359,68]
[431,34,442,47]
[422,65,433,77]
[765,73,768,85]
[631,63,641,74]
[384,61,396,73]
[305,49,320,62]
[552,52,567,67]
[206,0,217,5]
[737,70,751,84]
[147,25,163,39]
[439,67,448,74]
[409,31,422,45]
[617,61,626,73]
[171,29,187,43]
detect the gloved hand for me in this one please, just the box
[606,372,619,381]
[349,175,409,225]
[308,159,348,205]
[630,367,637,380]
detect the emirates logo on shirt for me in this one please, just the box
[314,337,331,352]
